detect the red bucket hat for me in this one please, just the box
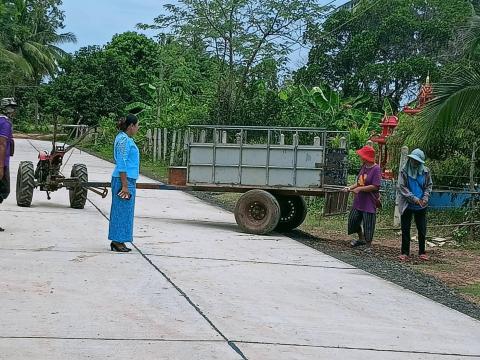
[356,145,375,163]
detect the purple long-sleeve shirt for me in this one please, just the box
[352,164,382,213]
[0,115,13,168]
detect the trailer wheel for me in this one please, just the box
[16,161,35,207]
[234,190,280,235]
[69,164,88,209]
[274,195,307,232]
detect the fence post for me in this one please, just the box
[157,128,162,161]
[176,130,183,156]
[200,130,206,143]
[163,128,168,162]
[182,131,189,166]
[153,128,158,162]
[150,129,155,156]
[293,134,299,147]
[470,142,477,192]
[145,129,152,155]
[222,130,227,144]
[394,146,409,226]
[469,142,477,239]
[280,134,285,145]
[170,130,177,166]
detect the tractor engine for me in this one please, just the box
[35,151,50,184]
[34,146,65,191]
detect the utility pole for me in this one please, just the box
[394,146,409,226]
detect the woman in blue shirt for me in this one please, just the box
[398,149,433,261]
[108,114,140,252]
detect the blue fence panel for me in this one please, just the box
[380,180,479,210]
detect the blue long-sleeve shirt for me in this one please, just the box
[112,131,140,180]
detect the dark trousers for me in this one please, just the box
[0,166,10,203]
[348,208,377,243]
[401,208,427,255]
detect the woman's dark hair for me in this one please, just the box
[117,114,138,131]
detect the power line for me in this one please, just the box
[0,85,41,89]
[294,0,382,66]
[322,0,383,37]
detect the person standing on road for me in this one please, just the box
[343,145,382,252]
[0,98,17,232]
[398,149,433,261]
[108,114,140,252]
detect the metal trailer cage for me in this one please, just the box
[186,125,348,190]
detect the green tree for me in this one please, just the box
[296,0,473,110]
[139,0,330,123]
[126,40,219,129]
[42,32,219,126]
[0,0,76,82]
[276,84,381,131]
[42,32,161,123]
[417,13,480,146]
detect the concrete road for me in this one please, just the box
[0,139,479,360]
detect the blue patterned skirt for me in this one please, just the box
[108,176,136,243]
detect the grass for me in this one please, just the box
[458,283,480,298]
[416,262,459,273]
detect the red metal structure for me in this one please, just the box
[370,114,399,179]
[403,76,434,115]
[370,76,434,179]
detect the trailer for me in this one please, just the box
[16,125,349,234]
[88,125,349,235]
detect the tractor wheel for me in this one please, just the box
[69,164,88,209]
[16,161,35,207]
[234,190,280,235]
[274,195,307,232]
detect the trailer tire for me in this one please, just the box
[234,190,280,235]
[274,195,307,232]
[16,161,35,207]
[69,164,88,209]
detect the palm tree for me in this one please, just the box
[419,14,480,138]
[0,0,77,82]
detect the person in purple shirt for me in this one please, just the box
[343,145,382,252]
[0,98,17,232]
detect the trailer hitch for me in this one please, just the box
[81,182,181,199]
[80,182,110,199]
[87,186,109,198]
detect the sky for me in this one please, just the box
[60,0,164,53]
[60,0,349,67]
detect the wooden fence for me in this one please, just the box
[143,128,189,166]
